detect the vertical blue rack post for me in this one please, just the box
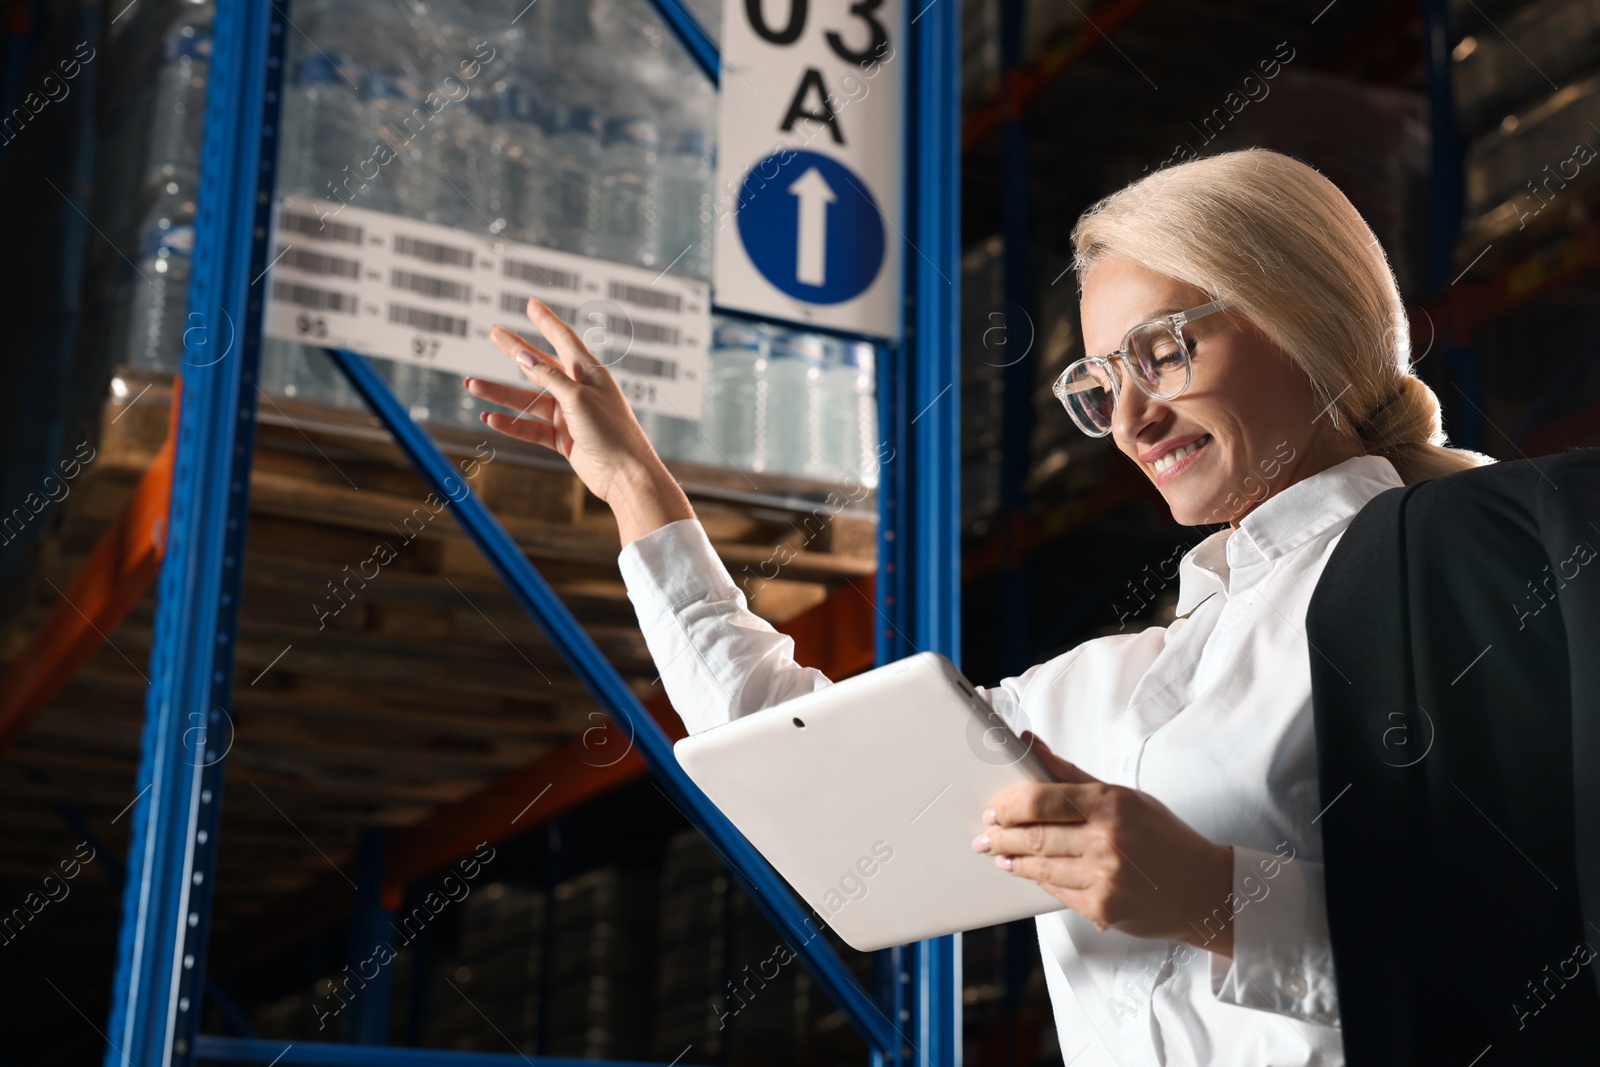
[890,0,963,1061]
[105,0,962,1063]
[101,0,288,1062]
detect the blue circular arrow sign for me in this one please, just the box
[735,150,886,305]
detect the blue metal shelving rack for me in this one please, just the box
[1421,0,1483,452]
[101,0,962,1064]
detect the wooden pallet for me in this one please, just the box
[0,366,877,936]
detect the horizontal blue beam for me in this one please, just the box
[325,346,899,1055]
[193,1036,715,1066]
[642,0,719,84]
[710,301,894,346]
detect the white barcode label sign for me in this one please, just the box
[263,196,711,419]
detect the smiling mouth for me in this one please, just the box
[1152,434,1211,480]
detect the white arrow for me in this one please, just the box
[789,167,836,287]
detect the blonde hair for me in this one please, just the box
[1070,149,1495,485]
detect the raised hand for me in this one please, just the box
[467,298,695,544]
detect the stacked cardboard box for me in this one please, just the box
[656,829,876,1065]
[1202,69,1430,297]
[651,829,733,1063]
[544,867,659,1060]
[423,881,547,1052]
[1453,0,1600,122]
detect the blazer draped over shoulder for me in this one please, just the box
[1307,447,1600,1063]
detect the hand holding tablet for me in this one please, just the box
[673,651,1067,951]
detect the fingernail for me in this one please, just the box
[971,834,990,853]
[982,809,997,825]
[516,351,535,370]
[996,855,1013,871]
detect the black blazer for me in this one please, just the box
[1306,447,1600,1064]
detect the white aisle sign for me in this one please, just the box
[262,196,711,418]
[712,0,905,340]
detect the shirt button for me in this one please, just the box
[1284,972,1308,998]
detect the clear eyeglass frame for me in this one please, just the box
[1051,300,1229,438]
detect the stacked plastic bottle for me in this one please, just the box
[698,317,769,471]
[830,340,881,487]
[98,0,876,488]
[543,103,604,257]
[598,115,661,268]
[656,128,715,278]
[105,2,211,376]
[487,83,546,245]
[687,317,879,485]
[765,329,830,477]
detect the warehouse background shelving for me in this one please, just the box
[4,0,1600,1065]
[952,0,1600,691]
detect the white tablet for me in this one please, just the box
[673,650,1067,952]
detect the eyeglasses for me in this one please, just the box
[1052,300,1228,437]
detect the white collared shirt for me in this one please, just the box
[617,454,1406,1066]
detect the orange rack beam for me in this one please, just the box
[0,378,183,756]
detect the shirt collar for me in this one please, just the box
[1175,454,1404,614]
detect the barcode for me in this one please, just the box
[611,315,681,346]
[500,292,576,322]
[608,280,682,312]
[503,259,579,290]
[272,280,358,313]
[277,245,360,278]
[278,210,363,246]
[503,302,678,345]
[393,233,474,268]
[387,303,468,336]
[391,268,471,303]
[614,352,679,380]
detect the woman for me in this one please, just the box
[463,149,1493,1065]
